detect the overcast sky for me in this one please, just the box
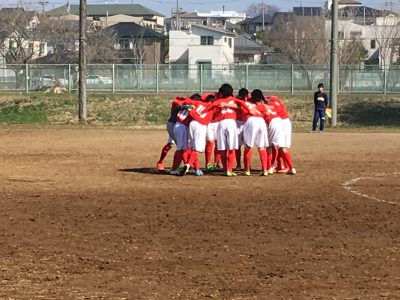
[0,0,397,16]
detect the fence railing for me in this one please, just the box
[0,63,398,94]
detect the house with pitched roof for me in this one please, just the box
[49,4,165,31]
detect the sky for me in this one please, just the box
[0,0,398,16]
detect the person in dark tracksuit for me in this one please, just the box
[311,83,329,133]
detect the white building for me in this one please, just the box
[197,10,246,26]
[169,24,235,78]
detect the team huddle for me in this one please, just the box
[156,83,296,177]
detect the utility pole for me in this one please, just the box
[176,0,179,30]
[329,0,338,127]
[38,1,49,13]
[78,0,87,122]
[262,0,265,30]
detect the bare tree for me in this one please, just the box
[369,13,400,88]
[270,15,329,89]
[0,8,41,88]
[246,3,279,18]
[38,14,117,64]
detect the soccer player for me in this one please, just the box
[180,97,214,176]
[169,94,201,175]
[204,83,240,176]
[156,96,186,171]
[235,88,249,170]
[241,89,270,176]
[204,94,222,171]
[265,96,296,175]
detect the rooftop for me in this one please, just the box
[108,22,165,39]
[49,4,164,17]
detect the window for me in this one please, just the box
[228,38,232,48]
[370,39,376,49]
[118,38,131,50]
[200,36,214,45]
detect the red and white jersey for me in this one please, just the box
[176,98,196,126]
[190,101,213,125]
[266,96,289,119]
[239,101,267,122]
[209,96,240,122]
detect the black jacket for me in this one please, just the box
[314,91,329,110]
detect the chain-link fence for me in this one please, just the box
[1,63,399,94]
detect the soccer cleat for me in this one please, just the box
[156,162,165,171]
[243,170,251,176]
[310,130,316,133]
[169,170,180,175]
[318,131,324,134]
[277,168,289,174]
[226,171,237,177]
[180,164,190,176]
[213,164,222,171]
[205,163,214,171]
[195,169,204,176]
[288,168,297,175]
[267,167,275,175]
[188,168,196,174]
[261,170,269,176]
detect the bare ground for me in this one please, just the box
[0,126,400,299]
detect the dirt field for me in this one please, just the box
[1,126,400,299]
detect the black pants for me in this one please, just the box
[312,109,325,131]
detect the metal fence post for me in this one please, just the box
[25,63,29,93]
[112,63,115,94]
[383,65,387,94]
[68,64,72,93]
[245,64,249,89]
[155,63,159,94]
[200,64,203,93]
[291,64,294,95]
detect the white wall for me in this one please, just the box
[169,27,234,65]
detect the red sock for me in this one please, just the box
[214,145,221,166]
[205,141,214,165]
[271,146,278,168]
[235,147,242,169]
[244,147,252,171]
[279,156,286,169]
[227,149,236,172]
[158,143,172,164]
[259,149,269,171]
[188,150,198,166]
[281,150,294,169]
[267,149,272,170]
[219,150,227,171]
[183,148,191,164]
[171,150,183,171]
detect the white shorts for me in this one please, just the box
[243,117,269,148]
[217,119,239,151]
[236,120,245,146]
[268,117,284,148]
[206,122,218,141]
[166,121,176,144]
[280,118,292,148]
[173,122,188,150]
[189,120,207,152]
